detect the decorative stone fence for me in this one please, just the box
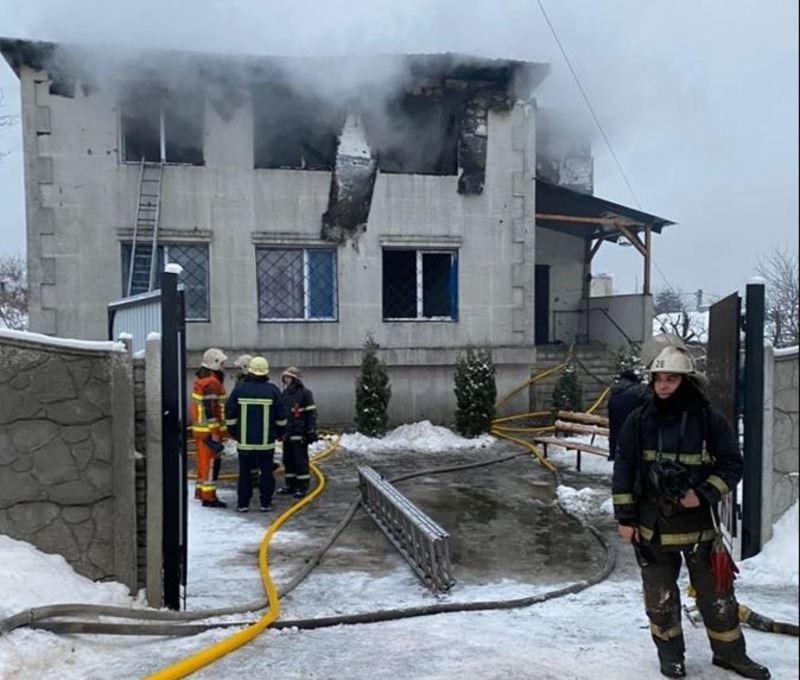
[763,345,799,542]
[0,329,137,591]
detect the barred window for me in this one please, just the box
[382,249,458,321]
[121,243,209,321]
[256,248,337,321]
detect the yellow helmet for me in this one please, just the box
[248,356,270,376]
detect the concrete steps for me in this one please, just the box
[530,345,617,416]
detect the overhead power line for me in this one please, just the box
[534,0,676,292]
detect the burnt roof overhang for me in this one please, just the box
[535,178,675,242]
[0,37,550,95]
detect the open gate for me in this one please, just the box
[108,269,188,609]
[706,281,765,559]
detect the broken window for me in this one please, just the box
[256,247,337,321]
[382,249,458,321]
[121,86,204,165]
[369,96,458,176]
[121,243,209,320]
[252,82,340,170]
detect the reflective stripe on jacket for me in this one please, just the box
[190,369,227,437]
[225,375,287,451]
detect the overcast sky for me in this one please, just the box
[0,0,797,299]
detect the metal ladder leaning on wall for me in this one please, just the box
[358,465,455,593]
[126,159,164,296]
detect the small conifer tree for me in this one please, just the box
[453,345,497,437]
[551,357,584,412]
[613,344,645,383]
[354,333,392,437]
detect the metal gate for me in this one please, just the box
[706,281,765,559]
[108,270,188,609]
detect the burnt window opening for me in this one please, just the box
[382,249,458,321]
[121,87,205,165]
[370,96,459,176]
[253,83,341,170]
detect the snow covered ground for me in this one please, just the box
[1,423,797,679]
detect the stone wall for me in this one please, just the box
[764,346,799,540]
[0,330,137,591]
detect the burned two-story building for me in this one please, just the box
[1,38,674,425]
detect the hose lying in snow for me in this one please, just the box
[739,605,799,637]
[2,448,615,637]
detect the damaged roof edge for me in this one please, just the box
[0,36,550,91]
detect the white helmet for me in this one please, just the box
[234,354,252,373]
[201,347,228,371]
[648,346,695,375]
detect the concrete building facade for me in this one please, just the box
[1,39,673,426]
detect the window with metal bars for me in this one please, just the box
[121,243,209,321]
[256,248,337,321]
[382,249,458,321]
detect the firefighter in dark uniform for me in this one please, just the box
[612,346,770,680]
[224,356,287,512]
[607,368,649,461]
[278,366,317,498]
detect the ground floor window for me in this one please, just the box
[382,249,458,321]
[256,247,337,321]
[121,243,209,321]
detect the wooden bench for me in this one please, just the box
[532,410,610,471]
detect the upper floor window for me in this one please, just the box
[369,96,458,176]
[256,247,337,321]
[121,242,209,321]
[120,86,204,165]
[382,249,458,321]
[252,83,341,170]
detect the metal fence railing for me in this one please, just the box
[357,465,454,593]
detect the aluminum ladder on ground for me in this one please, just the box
[126,160,164,297]
[357,465,455,593]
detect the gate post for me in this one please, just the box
[741,279,765,559]
[161,269,186,609]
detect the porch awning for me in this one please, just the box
[535,178,675,242]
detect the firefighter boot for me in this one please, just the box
[660,660,686,678]
[202,498,228,509]
[712,655,770,679]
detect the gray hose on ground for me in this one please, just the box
[1,448,615,637]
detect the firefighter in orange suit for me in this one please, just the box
[190,347,229,508]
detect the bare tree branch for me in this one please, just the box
[757,247,799,348]
[0,253,28,330]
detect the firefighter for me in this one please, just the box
[190,347,229,508]
[278,366,318,498]
[233,354,252,384]
[612,346,770,679]
[607,368,649,461]
[225,356,287,512]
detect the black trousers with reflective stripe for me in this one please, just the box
[640,540,745,662]
[283,439,310,492]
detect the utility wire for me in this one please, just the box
[534,0,641,210]
[534,0,679,293]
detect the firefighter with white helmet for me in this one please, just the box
[233,354,252,384]
[612,342,770,679]
[190,347,229,508]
